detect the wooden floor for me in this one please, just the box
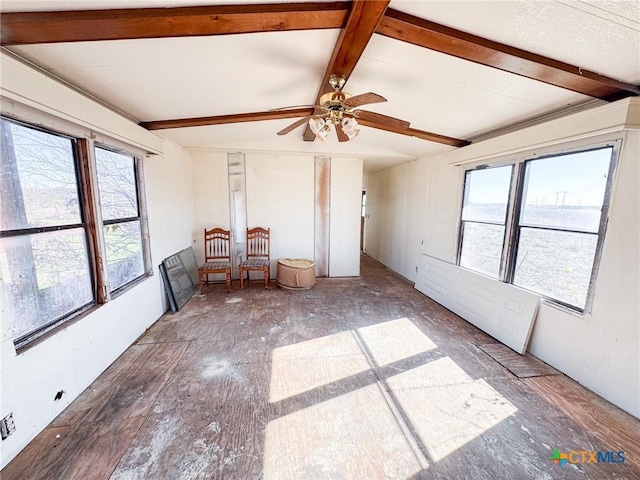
[4,255,639,479]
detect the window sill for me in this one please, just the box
[14,303,99,355]
[109,270,153,300]
[14,272,153,355]
[540,298,586,318]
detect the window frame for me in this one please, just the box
[457,163,515,280]
[457,137,621,314]
[94,143,150,296]
[0,113,153,350]
[1,118,97,345]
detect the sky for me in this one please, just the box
[466,147,612,208]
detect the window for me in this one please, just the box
[95,147,145,292]
[0,117,150,347]
[0,121,94,341]
[458,144,617,312]
[511,149,612,309]
[459,165,513,278]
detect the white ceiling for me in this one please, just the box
[2,0,639,172]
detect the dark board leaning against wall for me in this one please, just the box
[161,247,199,312]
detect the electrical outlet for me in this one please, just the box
[1,413,16,440]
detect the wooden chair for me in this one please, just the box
[198,228,232,293]
[239,227,270,289]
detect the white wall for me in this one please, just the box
[190,150,231,264]
[329,157,363,277]
[364,99,639,418]
[364,159,430,282]
[191,151,362,279]
[364,162,407,274]
[0,53,196,468]
[246,154,315,277]
[144,141,196,310]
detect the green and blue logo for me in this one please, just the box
[550,448,625,466]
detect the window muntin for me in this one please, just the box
[95,147,145,292]
[0,119,94,341]
[459,165,513,278]
[457,145,615,312]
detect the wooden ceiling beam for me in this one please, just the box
[303,0,391,141]
[140,108,315,130]
[377,8,640,101]
[0,2,349,45]
[358,118,469,147]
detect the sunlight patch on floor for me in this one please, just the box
[356,317,437,366]
[266,317,517,475]
[387,357,518,461]
[269,331,370,403]
[269,319,437,403]
[263,384,425,480]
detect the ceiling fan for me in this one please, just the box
[275,74,410,142]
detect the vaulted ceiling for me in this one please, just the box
[1,0,639,172]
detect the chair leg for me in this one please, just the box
[226,270,231,293]
[199,272,204,294]
[264,267,268,289]
[240,268,244,289]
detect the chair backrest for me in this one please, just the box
[246,227,270,260]
[204,228,231,261]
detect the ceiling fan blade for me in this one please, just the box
[344,92,387,108]
[141,107,314,130]
[357,119,470,147]
[277,116,312,136]
[335,124,349,142]
[353,110,410,129]
[270,104,320,111]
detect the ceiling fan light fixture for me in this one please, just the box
[308,116,325,135]
[341,116,359,139]
[309,116,333,141]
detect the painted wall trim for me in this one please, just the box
[443,98,638,166]
[0,51,162,154]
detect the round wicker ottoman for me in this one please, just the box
[276,258,316,290]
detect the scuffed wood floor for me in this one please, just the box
[3,255,639,479]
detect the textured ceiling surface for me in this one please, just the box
[1,0,638,172]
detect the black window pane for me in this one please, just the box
[514,228,598,309]
[462,166,512,223]
[0,229,94,339]
[95,148,138,221]
[104,220,144,291]
[459,223,505,278]
[0,120,81,230]
[520,148,611,232]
